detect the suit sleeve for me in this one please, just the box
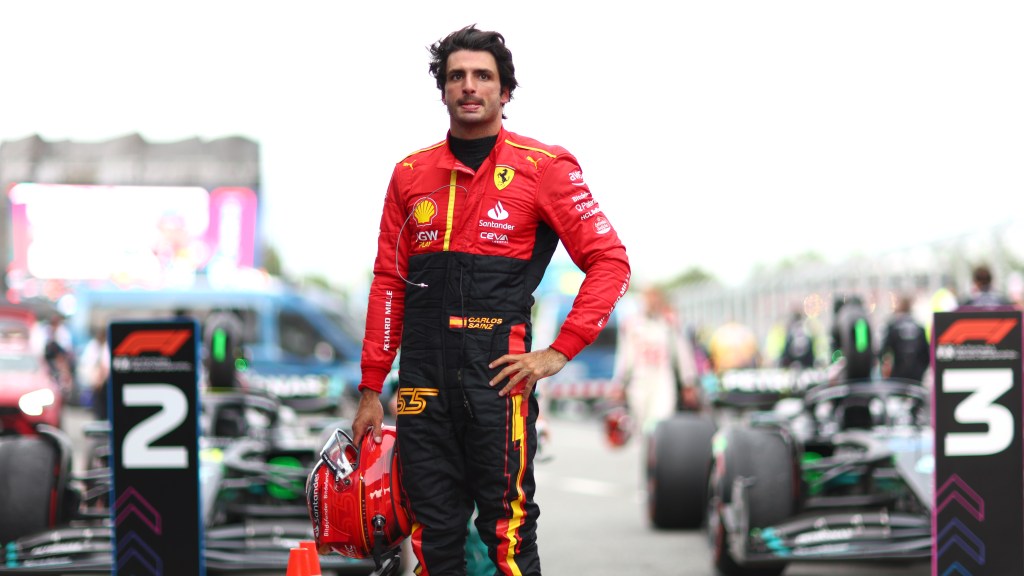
[359,167,409,393]
[538,154,631,360]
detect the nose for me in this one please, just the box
[461,76,476,94]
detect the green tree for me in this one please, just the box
[262,244,283,277]
[665,266,717,288]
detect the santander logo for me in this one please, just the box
[487,201,509,221]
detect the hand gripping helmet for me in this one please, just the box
[306,426,412,559]
[604,406,634,448]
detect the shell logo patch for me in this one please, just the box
[413,198,438,226]
[494,165,515,190]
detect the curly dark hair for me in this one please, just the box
[428,24,518,117]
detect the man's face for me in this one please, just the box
[443,50,509,139]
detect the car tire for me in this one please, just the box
[708,427,794,576]
[0,436,59,543]
[646,413,717,529]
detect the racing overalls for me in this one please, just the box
[879,313,929,382]
[359,127,630,575]
[613,311,697,435]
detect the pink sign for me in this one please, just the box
[6,183,258,297]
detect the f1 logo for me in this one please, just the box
[113,330,192,356]
[938,319,1018,345]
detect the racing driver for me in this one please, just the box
[350,24,631,575]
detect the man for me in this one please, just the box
[77,326,110,420]
[779,308,816,370]
[960,264,1013,308]
[878,294,930,383]
[350,25,630,575]
[829,295,873,382]
[39,314,75,402]
[612,286,698,435]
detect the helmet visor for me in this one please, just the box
[320,428,359,481]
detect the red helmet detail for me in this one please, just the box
[604,407,634,448]
[306,426,411,559]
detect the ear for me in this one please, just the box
[500,88,510,105]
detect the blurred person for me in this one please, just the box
[687,324,714,380]
[1007,271,1024,308]
[348,24,630,576]
[878,294,930,384]
[779,307,817,370]
[829,295,874,382]
[39,314,76,401]
[925,285,959,342]
[960,263,1013,308]
[77,327,110,420]
[761,318,787,367]
[612,286,699,435]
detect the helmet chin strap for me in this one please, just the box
[370,514,402,576]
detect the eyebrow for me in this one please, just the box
[448,67,495,77]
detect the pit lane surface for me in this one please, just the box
[63,406,929,575]
[531,410,931,576]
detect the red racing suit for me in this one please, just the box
[360,127,630,575]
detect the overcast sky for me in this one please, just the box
[3,1,1022,291]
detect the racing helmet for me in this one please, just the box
[306,425,411,559]
[604,406,634,448]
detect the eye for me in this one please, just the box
[450,72,464,81]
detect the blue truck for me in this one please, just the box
[67,282,363,415]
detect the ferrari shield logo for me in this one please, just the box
[494,165,515,190]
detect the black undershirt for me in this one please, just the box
[449,134,498,172]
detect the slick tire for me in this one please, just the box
[709,427,794,576]
[646,413,717,530]
[0,436,60,543]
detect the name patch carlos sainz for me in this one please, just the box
[449,317,504,330]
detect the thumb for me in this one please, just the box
[373,423,383,444]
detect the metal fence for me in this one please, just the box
[670,221,1023,351]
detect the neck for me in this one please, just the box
[449,133,498,172]
[450,122,502,140]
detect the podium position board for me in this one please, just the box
[933,310,1023,576]
[109,320,203,576]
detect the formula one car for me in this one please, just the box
[644,366,829,530]
[706,378,932,576]
[0,305,63,436]
[0,388,376,575]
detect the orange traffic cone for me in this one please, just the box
[286,547,311,576]
[300,541,322,575]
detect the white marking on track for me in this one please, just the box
[559,476,620,497]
